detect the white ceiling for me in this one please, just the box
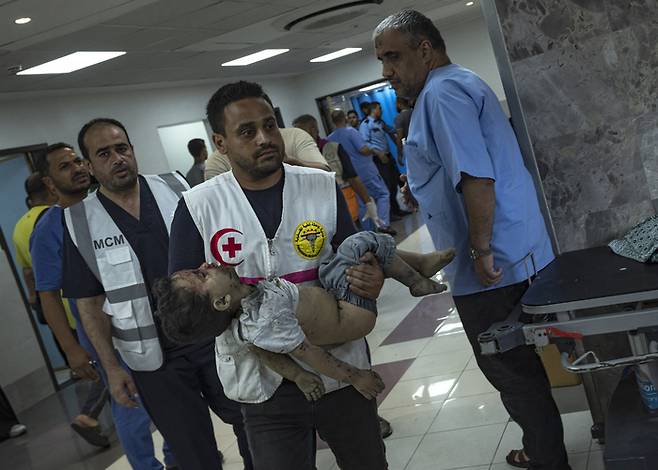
[0,0,480,94]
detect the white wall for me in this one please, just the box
[157,121,213,175]
[0,14,501,173]
[0,78,298,174]
[286,14,506,134]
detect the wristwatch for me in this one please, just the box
[469,246,492,260]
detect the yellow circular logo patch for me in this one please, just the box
[293,220,326,260]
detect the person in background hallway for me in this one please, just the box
[347,110,360,129]
[169,80,388,470]
[12,174,57,325]
[0,387,26,441]
[32,143,178,463]
[186,138,208,187]
[291,114,380,227]
[359,101,372,124]
[394,97,412,167]
[61,118,252,469]
[374,10,570,470]
[328,109,396,236]
[360,101,407,219]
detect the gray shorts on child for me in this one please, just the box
[318,231,396,315]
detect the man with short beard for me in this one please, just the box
[374,9,569,470]
[168,81,388,470]
[347,110,360,129]
[31,142,177,465]
[60,119,252,469]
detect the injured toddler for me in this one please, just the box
[154,232,455,401]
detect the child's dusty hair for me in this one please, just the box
[152,276,224,344]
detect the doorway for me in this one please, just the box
[0,145,64,389]
[316,80,404,172]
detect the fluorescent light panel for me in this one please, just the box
[310,47,362,63]
[17,51,126,75]
[359,82,389,92]
[222,49,290,66]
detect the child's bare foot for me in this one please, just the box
[409,278,448,297]
[351,370,385,400]
[294,370,325,401]
[418,249,456,278]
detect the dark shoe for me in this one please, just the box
[70,423,110,448]
[378,416,393,439]
[506,449,530,468]
[376,226,397,236]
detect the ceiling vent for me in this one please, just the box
[284,0,384,32]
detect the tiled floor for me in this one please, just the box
[2,219,605,469]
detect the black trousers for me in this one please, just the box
[373,155,401,214]
[453,282,571,470]
[132,342,253,470]
[241,380,387,470]
[0,386,19,441]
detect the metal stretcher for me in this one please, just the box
[477,246,658,470]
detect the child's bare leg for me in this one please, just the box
[296,287,376,345]
[385,252,449,297]
[289,340,384,400]
[397,249,456,277]
[249,346,325,401]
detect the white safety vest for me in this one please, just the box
[64,173,188,371]
[184,164,370,403]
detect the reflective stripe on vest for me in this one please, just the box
[65,173,189,371]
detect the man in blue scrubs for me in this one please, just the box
[373,10,570,470]
[328,110,396,235]
[359,101,405,217]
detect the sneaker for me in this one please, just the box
[378,416,393,439]
[9,424,27,438]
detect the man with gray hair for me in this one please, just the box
[373,10,570,470]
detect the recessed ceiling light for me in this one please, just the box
[310,48,362,63]
[221,49,290,66]
[17,51,126,75]
[359,82,389,92]
[14,17,32,25]
[466,1,475,5]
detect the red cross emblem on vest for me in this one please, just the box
[210,228,244,266]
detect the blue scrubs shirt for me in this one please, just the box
[405,64,554,296]
[359,117,394,153]
[327,127,381,181]
[31,206,97,360]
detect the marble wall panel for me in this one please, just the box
[584,200,656,247]
[513,21,658,142]
[534,116,651,223]
[495,0,611,62]
[606,0,658,31]
[492,0,658,250]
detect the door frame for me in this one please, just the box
[0,143,60,391]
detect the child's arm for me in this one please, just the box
[288,340,384,400]
[249,346,325,401]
